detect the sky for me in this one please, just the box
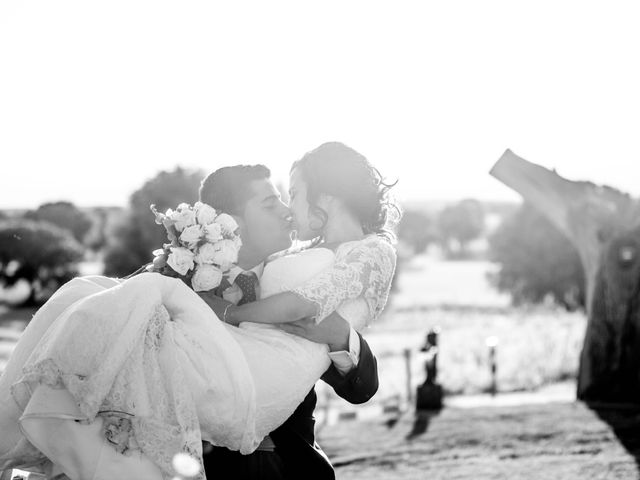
[1,1,640,209]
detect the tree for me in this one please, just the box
[0,219,84,305]
[488,203,585,310]
[83,207,125,252]
[103,167,205,277]
[398,209,434,254]
[437,199,485,258]
[25,201,93,243]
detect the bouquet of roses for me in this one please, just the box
[148,202,242,292]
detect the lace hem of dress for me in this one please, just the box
[12,301,205,480]
[101,412,138,454]
[12,357,204,480]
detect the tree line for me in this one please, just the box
[1,167,585,310]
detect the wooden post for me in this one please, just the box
[491,150,640,403]
[404,348,413,404]
[416,328,443,410]
[486,336,499,396]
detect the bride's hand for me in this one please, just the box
[197,291,237,325]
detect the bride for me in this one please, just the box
[0,142,399,480]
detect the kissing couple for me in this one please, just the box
[0,142,399,480]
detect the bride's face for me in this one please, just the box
[289,168,320,241]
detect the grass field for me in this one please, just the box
[1,255,587,402]
[319,255,586,405]
[321,402,640,480]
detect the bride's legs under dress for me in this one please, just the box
[20,385,163,480]
[1,273,331,479]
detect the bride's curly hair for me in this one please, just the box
[291,142,401,242]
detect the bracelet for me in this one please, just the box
[222,304,233,324]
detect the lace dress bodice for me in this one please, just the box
[290,235,397,326]
[260,244,374,331]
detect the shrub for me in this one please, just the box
[398,209,435,254]
[0,219,84,305]
[488,203,585,310]
[438,199,485,258]
[25,201,93,243]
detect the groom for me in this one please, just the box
[198,165,379,480]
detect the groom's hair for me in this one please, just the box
[199,165,271,216]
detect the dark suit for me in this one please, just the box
[202,334,378,480]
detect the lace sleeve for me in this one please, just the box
[290,235,397,325]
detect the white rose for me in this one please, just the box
[179,224,203,249]
[191,264,223,292]
[214,213,239,235]
[170,208,196,232]
[194,243,217,265]
[167,247,195,275]
[204,223,223,243]
[212,239,239,270]
[222,283,243,305]
[195,202,217,225]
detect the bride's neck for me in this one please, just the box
[322,208,364,245]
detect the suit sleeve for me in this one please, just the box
[320,332,378,404]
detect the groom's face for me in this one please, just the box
[240,178,292,259]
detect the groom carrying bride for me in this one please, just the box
[196,164,379,480]
[0,142,395,480]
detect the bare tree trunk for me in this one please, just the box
[490,149,640,403]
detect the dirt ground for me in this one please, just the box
[320,402,640,480]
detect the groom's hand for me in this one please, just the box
[280,313,350,352]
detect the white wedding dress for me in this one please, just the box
[0,235,395,480]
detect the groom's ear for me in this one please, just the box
[316,193,335,210]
